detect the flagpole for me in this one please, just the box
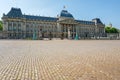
[13,0,18,8]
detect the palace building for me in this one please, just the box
[2,7,105,39]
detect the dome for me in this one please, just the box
[60,10,74,18]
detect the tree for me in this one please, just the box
[105,26,119,33]
[0,21,3,31]
[105,27,111,33]
[111,27,119,33]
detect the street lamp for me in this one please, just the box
[33,29,37,40]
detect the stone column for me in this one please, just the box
[12,22,14,38]
[3,21,8,31]
[4,21,8,38]
[57,23,62,38]
[65,25,67,38]
[23,21,26,38]
[73,25,75,38]
[68,26,72,39]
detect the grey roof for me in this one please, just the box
[60,10,74,18]
[4,7,101,24]
[23,15,58,21]
[75,20,95,25]
[92,18,102,24]
[5,7,58,21]
[7,7,22,18]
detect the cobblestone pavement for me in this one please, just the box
[0,40,120,80]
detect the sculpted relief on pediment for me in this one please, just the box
[58,19,78,24]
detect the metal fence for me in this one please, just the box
[0,31,120,40]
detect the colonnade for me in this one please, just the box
[60,24,76,39]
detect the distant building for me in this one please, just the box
[2,7,105,39]
[109,23,112,27]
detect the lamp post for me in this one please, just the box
[39,28,42,40]
[49,32,52,40]
[75,25,79,40]
[75,32,79,40]
[33,29,37,40]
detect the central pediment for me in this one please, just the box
[58,19,79,24]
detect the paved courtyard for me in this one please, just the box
[0,40,120,80]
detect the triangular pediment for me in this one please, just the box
[58,19,79,24]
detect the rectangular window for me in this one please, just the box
[8,26,12,31]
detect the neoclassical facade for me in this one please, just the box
[2,7,105,39]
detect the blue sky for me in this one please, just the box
[0,0,120,29]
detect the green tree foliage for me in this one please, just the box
[0,21,3,31]
[105,27,111,33]
[105,26,119,33]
